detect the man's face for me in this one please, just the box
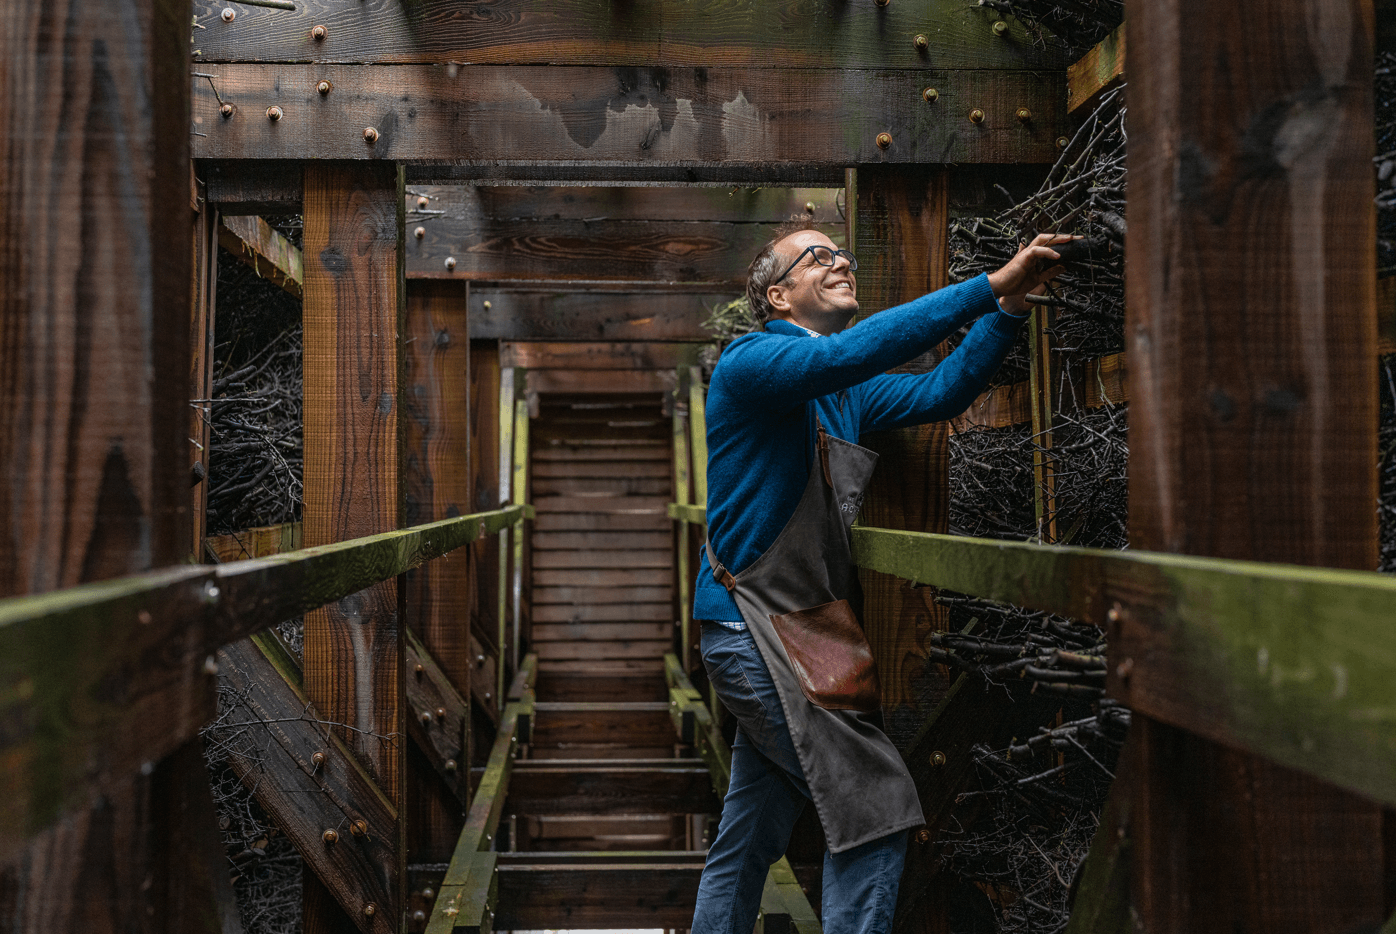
[766,231,858,334]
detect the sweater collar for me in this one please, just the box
[766,318,822,338]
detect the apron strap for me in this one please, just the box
[705,541,737,592]
[815,417,834,488]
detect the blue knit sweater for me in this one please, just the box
[694,273,1022,623]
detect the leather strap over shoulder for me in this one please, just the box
[815,418,834,488]
[705,541,737,592]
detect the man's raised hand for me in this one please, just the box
[985,233,1077,316]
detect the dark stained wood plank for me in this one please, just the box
[533,621,673,642]
[533,549,672,569]
[404,631,469,804]
[191,182,219,560]
[533,443,670,461]
[469,288,727,341]
[534,478,674,498]
[534,459,672,479]
[532,495,671,515]
[531,702,677,748]
[535,567,673,588]
[505,762,719,816]
[502,341,700,371]
[301,162,404,928]
[466,185,844,225]
[534,530,671,550]
[219,638,397,934]
[536,659,668,677]
[535,640,673,662]
[191,65,1067,168]
[1123,0,1383,928]
[192,0,1068,69]
[534,512,669,532]
[493,861,699,929]
[528,369,678,395]
[533,673,668,703]
[534,588,672,608]
[533,603,672,623]
[203,159,303,214]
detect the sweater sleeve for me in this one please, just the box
[857,308,1026,433]
[715,275,1000,410]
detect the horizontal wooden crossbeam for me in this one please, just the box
[848,526,1396,811]
[494,855,704,930]
[467,286,728,341]
[504,761,721,816]
[0,504,526,852]
[190,0,1069,71]
[218,213,303,296]
[192,65,1066,169]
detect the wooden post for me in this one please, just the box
[672,369,692,672]
[497,366,516,712]
[403,279,474,861]
[511,395,530,674]
[1125,1,1382,929]
[191,179,218,558]
[302,162,405,929]
[469,340,502,724]
[0,1,235,930]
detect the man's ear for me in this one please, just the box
[767,283,792,316]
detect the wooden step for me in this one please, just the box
[506,760,721,816]
[494,851,705,930]
[531,701,678,751]
[534,672,668,703]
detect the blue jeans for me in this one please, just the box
[691,621,908,934]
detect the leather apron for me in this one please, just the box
[707,420,924,853]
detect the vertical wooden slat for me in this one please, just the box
[1124,0,1382,929]
[191,182,218,557]
[496,366,516,711]
[302,161,405,928]
[511,396,529,673]
[402,279,474,861]
[673,369,692,672]
[469,340,501,727]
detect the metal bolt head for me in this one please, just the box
[992,20,1009,36]
[322,829,339,844]
[422,887,435,900]
[202,655,220,676]
[481,301,491,311]
[414,226,426,239]
[266,105,283,121]
[414,662,425,675]
[804,201,816,214]
[221,7,235,22]
[444,758,458,773]
[363,126,379,143]
[1116,657,1135,680]
[311,24,327,40]
[317,80,332,95]
[363,904,377,918]
[351,819,368,837]
[219,103,234,118]
[483,692,491,701]
[445,256,456,271]
[1056,135,1070,149]
[412,910,427,924]
[930,750,947,767]
[420,711,433,727]
[968,108,985,125]
[436,707,447,720]
[311,751,326,767]
[923,87,938,103]
[417,196,429,209]
[1107,602,1123,623]
[876,132,892,150]
[137,609,153,625]
[913,34,928,51]
[1016,107,1032,123]
[915,828,931,844]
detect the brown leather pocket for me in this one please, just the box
[768,599,881,712]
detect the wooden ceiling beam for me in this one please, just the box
[192,65,1067,166]
[190,0,1069,71]
[463,287,731,342]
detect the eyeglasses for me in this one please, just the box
[774,245,858,284]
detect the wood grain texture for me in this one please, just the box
[191,187,219,559]
[1123,0,1381,927]
[191,65,1066,168]
[190,0,1068,70]
[203,159,303,213]
[854,167,953,714]
[502,341,700,371]
[1067,23,1125,114]
[469,288,728,341]
[504,762,719,816]
[301,162,404,930]
[218,214,304,297]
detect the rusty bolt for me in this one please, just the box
[914,34,928,51]
[311,751,326,768]
[915,828,931,844]
[311,24,327,40]
[444,759,458,773]
[930,750,947,767]
[420,711,433,727]
[445,256,456,271]
[137,610,153,626]
[414,226,426,240]
[1056,135,1070,149]
[221,7,235,22]
[417,196,429,209]
[414,663,425,677]
[219,103,234,118]
[968,109,985,124]
[317,80,332,95]
[1016,107,1032,122]
[923,87,938,103]
[412,910,427,924]
[351,819,368,837]
[805,201,816,214]
[436,707,447,720]
[266,105,283,121]
[1107,602,1123,624]
[876,132,892,150]
[363,126,379,143]
[484,692,492,701]
[481,302,491,312]
[322,829,339,844]
[422,887,435,900]
[363,904,377,918]
[992,20,1009,36]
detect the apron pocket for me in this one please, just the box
[768,599,882,712]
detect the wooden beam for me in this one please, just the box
[402,278,474,861]
[202,159,302,213]
[192,66,1067,167]
[493,857,703,930]
[219,637,397,934]
[526,369,678,395]
[190,0,1068,70]
[502,342,702,371]
[191,180,219,559]
[1125,0,1383,924]
[1067,23,1125,115]
[504,762,720,816]
[468,287,728,341]
[302,161,406,930]
[218,214,303,297]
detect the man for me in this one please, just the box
[690,221,1069,934]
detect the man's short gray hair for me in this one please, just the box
[746,215,819,327]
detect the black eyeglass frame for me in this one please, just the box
[773,245,858,284]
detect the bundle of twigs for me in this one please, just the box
[1381,355,1395,573]
[974,0,1122,56]
[1378,51,1395,278]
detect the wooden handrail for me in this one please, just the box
[667,504,1396,809]
[0,504,529,852]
